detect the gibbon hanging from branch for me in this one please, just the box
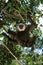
[0,8,37,47]
[2,23,37,47]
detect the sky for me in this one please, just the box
[38,4,43,34]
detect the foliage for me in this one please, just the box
[0,0,43,65]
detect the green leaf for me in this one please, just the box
[41,0,43,4]
[3,25,9,31]
[0,34,3,38]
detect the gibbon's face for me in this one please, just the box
[17,23,26,32]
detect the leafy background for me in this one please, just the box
[0,0,43,65]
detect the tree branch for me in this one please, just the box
[1,9,25,22]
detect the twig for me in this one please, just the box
[16,0,21,4]
[0,40,22,65]
[1,9,25,22]
[1,10,15,19]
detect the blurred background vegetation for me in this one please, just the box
[0,0,43,65]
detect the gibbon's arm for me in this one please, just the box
[2,29,23,46]
[27,12,37,31]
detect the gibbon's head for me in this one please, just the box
[17,23,26,32]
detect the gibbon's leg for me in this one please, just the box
[25,36,36,47]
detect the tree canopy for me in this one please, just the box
[0,0,43,65]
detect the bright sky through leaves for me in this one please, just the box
[38,4,43,34]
